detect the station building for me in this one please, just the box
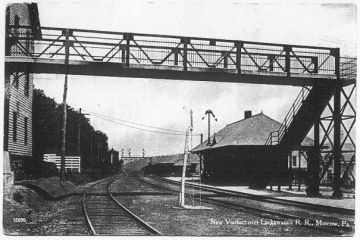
[289,142,355,186]
[104,148,122,174]
[192,111,313,187]
[144,153,199,177]
[4,3,41,183]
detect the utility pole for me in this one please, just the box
[179,109,194,207]
[298,151,301,191]
[60,28,70,184]
[90,132,93,177]
[190,109,193,149]
[97,142,100,162]
[77,108,81,156]
[199,133,203,177]
[180,127,192,207]
[202,110,217,146]
[77,108,89,160]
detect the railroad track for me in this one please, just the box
[135,174,354,236]
[81,176,162,236]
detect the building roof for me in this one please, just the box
[108,148,118,153]
[192,112,314,153]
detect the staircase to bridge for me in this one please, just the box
[265,57,356,148]
[264,56,356,196]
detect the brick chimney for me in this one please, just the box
[244,110,252,119]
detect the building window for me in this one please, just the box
[24,117,28,145]
[292,156,297,167]
[25,31,30,53]
[13,112,18,142]
[14,15,20,37]
[14,74,19,89]
[13,15,21,55]
[14,15,20,27]
[24,74,30,97]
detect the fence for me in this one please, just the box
[43,154,81,173]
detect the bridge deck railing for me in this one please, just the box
[6,25,342,79]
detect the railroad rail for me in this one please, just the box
[136,174,354,236]
[81,176,162,235]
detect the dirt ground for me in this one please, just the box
[2,174,349,236]
[114,191,333,236]
[3,176,99,235]
[3,185,56,235]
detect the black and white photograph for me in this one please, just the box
[1,0,357,237]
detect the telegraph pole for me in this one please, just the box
[190,109,193,149]
[77,108,89,157]
[97,142,100,162]
[179,109,195,207]
[199,133,204,177]
[77,108,89,173]
[90,132,93,177]
[202,110,217,146]
[180,128,191,207]
[60,28,70,184]
[77,108,81,156]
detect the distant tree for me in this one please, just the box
[32,89,59,164]
[32,88,110,178]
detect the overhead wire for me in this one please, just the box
[87,110,202,137]
[84,109,185,133]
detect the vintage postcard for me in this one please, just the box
[2,0,357,237]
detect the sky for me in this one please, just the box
[28,0,357,156]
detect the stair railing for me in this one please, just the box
[265,130,279,145]
[264,57,356,146]
[265,86,312,145]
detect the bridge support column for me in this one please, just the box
[332,48,343,199]
[306,119,321,197]
[182,38,189,71]
[199,154,203,179]
[288,153,292,190]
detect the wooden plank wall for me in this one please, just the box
[6,3,35,158]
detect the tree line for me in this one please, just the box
[30,89,117,179]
